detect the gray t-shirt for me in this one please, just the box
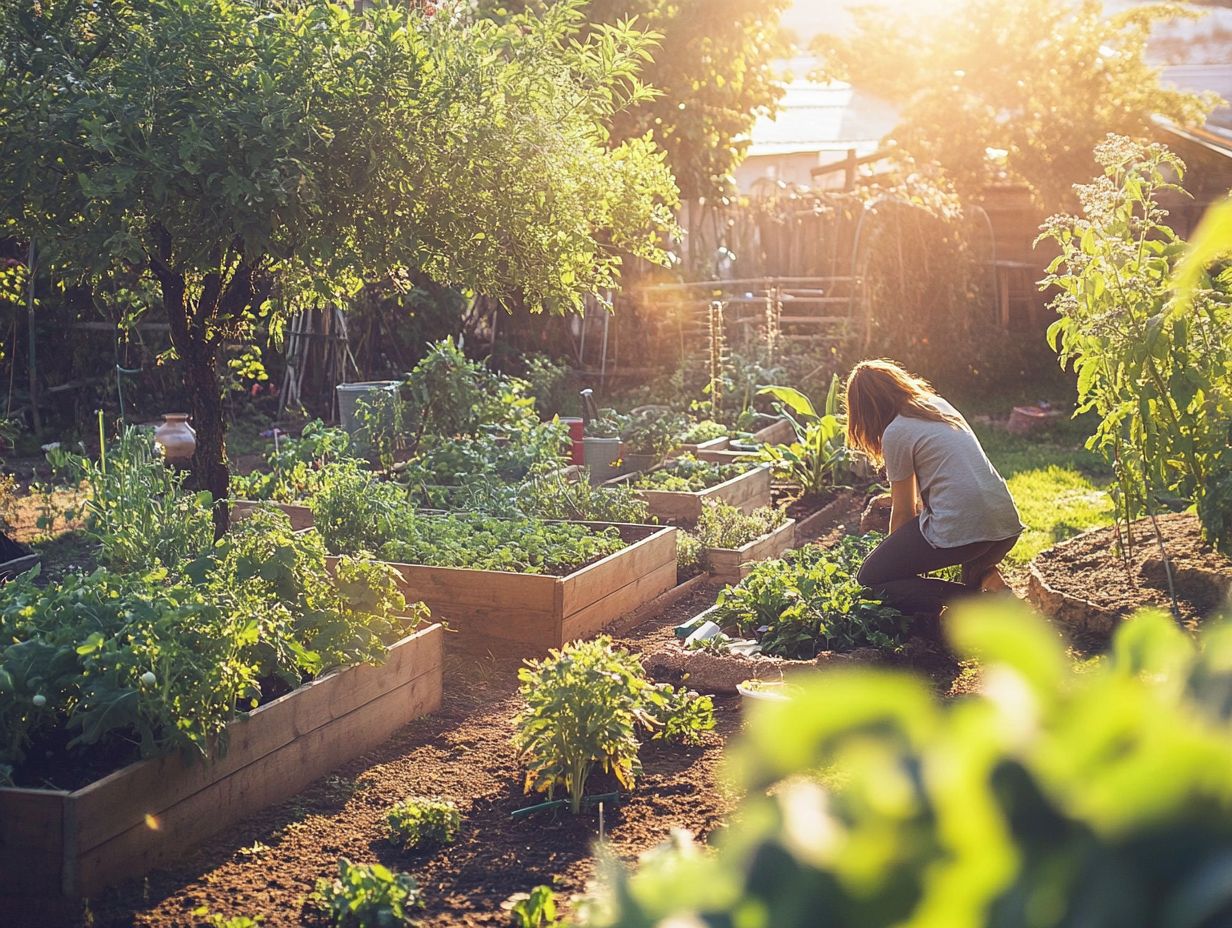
[882,397,1024,549]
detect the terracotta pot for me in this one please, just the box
[155,413,196,464]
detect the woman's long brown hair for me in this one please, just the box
[844,359,965,464]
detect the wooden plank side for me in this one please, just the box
[559,559,678,644]
[559,526,676,615]
[71,625,442,855]
[0,789,66,896]
[433,605,561,656]
[640,489,702,523]
[705,519,796,585]
[753,417,796,445]
[74,667,442,898]
[385,562,557,613]
[707,466,772,514]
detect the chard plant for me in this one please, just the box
[1038,135,1232,562]
[514,636,714,814]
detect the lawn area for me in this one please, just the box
[975,418,1114,569]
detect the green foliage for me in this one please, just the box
[516,474,651,524]
[200,508,421,686]
[401,423,567,497]
[0,506,424,780]
[522,353,574,419]
[757,376,849,498]
[632,455,749,493]
[514,636,714,814]
[386,797,461,852]
[711,536,908,659]
[312,464,625,574]
[1039,136,1232,554]
[0,566,261,770]
[619,410,689,458]
[0,0,679,515]
[509,885,562,928]
[676,530,702,574]
[819,0,1216,207]
[315,858,420,928]
[192,908,263,928]
[582,602,1232,927]
[678,420,730,445]
[231,421,357,503]
[693,500,786,551]
[67,426,213,572]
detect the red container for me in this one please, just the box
[561,417,585,465]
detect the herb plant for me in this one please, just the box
[620,410,688,458]
[711,536,907,659]
[315,858,420,928]
[514,636,714,814]
[386,797,461,852]
[509,885,562,928]
[632,455,749,493]
[678,420,729,445]
[693,500,786,551]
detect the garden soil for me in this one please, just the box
[1031,512,1232,629]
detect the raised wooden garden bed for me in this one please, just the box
[704,517,796,585]
[231,499,315,531]
[0,624,444,910]
[324,522,677,657]
[752,417,796,445]
[612,464,773,524]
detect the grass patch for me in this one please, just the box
[974,420,1114,568]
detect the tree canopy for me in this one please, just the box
[816,0,1217,207]
[0,0,678,531]
[476,0,791,200]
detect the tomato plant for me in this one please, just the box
[514,636,713,814]
[1039,135,1232,557]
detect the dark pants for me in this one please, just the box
[856,517,1020,617]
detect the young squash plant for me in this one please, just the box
[514,637,714,815]
[314,857,420,928]
[386,797,461,852]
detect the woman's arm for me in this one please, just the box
[889,475,918,534]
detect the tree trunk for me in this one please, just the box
[184,339,230,538]
[152,255,231,539]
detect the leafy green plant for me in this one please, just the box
[312,466,625,574]
[67,425,213,572]
[386,797,461,852]
[399,422,567,494]
[620,410,688,458]
[514,636,714,814]
[1039,136,1232,559]
[693,500,786,551]
[192,908,264,928]
[522,353,573,419]
[711,535,907,659]
[519,474,651,524]
[0,566,261,771]
[757,375,849,498]
[676,530,702,574]
[632,455,749,493]
[678,419,729,445]
[509,885,562,928]
[315,857,420,928]
[231,420,358,503]
[582,602,1232,928]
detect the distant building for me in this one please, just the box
[733,60,898,193]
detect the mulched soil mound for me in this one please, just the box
[1031,512,1232,629]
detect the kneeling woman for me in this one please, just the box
[846,360,1023,617]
